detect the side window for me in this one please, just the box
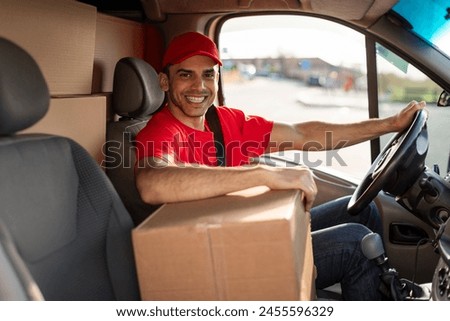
[376,44,448,174]
[219,15,371,178]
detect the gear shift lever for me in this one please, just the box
[361,232,424,300]
[361,232,389,272]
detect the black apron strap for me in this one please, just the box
[205,105,226,166]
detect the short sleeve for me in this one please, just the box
[216,107,273,166]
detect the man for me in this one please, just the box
[135,32,425,300]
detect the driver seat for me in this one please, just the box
[105,57,165,226]
[0,37,140,300]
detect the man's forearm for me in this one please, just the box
[136,165,266,204]
[272,101,425,152]
[303,118,393,150]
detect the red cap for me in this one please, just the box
[162,32,222,68]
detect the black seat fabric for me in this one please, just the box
[106,57,164,226]
[0,221,44,301]
[0,37,140,300]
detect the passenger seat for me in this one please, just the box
[0,221,43,300]
[0,37,140,300]
[105,57,165,226]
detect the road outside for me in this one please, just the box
[223,76,449,179]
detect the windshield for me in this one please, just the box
[392,0,450,57]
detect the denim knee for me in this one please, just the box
[359,201,383,236]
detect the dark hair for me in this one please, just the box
[162,65,171,78]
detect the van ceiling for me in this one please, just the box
[77,0,145,21]
[78,0,398,27]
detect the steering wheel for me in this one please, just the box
[347,109,429,215]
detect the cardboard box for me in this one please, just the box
[0,0,96,95]
[93,13,145,93]
[132,187,315,300]
[21,96,107,164]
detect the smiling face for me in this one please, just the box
[160,55,220,130]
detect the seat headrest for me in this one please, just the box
[0,38,50,135]
[112,57,165,118]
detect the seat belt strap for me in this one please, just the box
[205,105,226,166]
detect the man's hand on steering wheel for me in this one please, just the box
[347,103,429,215]
[389,100,427,132]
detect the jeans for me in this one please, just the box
[310,196,384,300]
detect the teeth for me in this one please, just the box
[186,96,205,103]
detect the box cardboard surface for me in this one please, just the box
[21,96,107,164]
[0,0,96,95]
[132,187,315,301]
[93,13,145,93]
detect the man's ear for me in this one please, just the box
[159,72,169,91]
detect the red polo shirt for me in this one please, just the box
[135,105,273,167]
